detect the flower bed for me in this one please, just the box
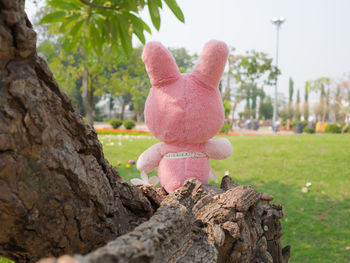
[96,128,262,137]
[96,128,152,136]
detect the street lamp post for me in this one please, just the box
[271,16,285,124]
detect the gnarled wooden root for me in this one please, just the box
[39,176,290,263]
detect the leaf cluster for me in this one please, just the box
[40,0,184,56]
[228,50,279,86]
[227,49,280,103]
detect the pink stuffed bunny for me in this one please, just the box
[136,40,233,193]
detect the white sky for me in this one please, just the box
[25,0,350,103]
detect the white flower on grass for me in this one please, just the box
[306,182,312,187]
[131,172,159,187]
[224,170,230,176]
[301,187,308,193]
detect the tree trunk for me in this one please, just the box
[0,2,153,262]
[120,100,125,121]
[38,178,290,263]
[0,2,289,263]
[303,101,308,122]
[230,100,239,125]
[108,95,113,119]
[82,64,93,125]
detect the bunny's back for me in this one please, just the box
[158,143,210,192]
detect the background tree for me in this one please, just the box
[222,48,236,102]
[326,88,331,121]
[38,41,85,114]
[40,0,185,125]
[277,92,288,120]
[335,79,350,132]
[295,89,301,121]
[38,41,199,122]
[168,47,198,73]
[308,77,331,121]
[103,47,150,121]
[223,100,232,122]
[334,84,342,122]
[227,49,279,120]
[288,77,294,120]
[303,82,309,121]
[259,96,273,120]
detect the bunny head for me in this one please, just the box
[142,40,229,144]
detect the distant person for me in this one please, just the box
[272,121,280,133]
[286,119,291,130]
[244,119,251,129]
[321,121,327,133]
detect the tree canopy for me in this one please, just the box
[38,0,185,124]
[225,49,280,120]
[41,0,185,55]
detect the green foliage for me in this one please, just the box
[307,77,332,121]
[303,83,309,121]
[223,100,231,118]
[303,127,315,134]
[240,109,256,120]
[227,49,279,118]
[345,125,350,133]
[295,88,301,121]
[38,41,85,113]
[304,82,309,102]
[103,47,151,119]
[164,0,184,22]
[220,122,231,133]
[259,96,273,120]
[324,124,341,134]
[307,77,331,92]
[40,0,184,55]
[38,41,151,120]
[288,77,294,103]
[228,49,280,88]
[109,119,123,129]
[0,257,14,263]
[339,122,350,133]
[291,120,308,129]
[168,47,198,73]
[123,119,136,130]
[287,77,294,120]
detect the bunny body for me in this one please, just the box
[137,41,233,193]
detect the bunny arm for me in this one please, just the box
[205,138,233,160]
[136,142,164,173]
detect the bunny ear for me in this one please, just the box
[142,41,181,87]
[192,40,229,89]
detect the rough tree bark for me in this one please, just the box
[0,1,290,262]
[39,178,290,263]
[0,1,154,262]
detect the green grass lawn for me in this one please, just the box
[100,133,350,263]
